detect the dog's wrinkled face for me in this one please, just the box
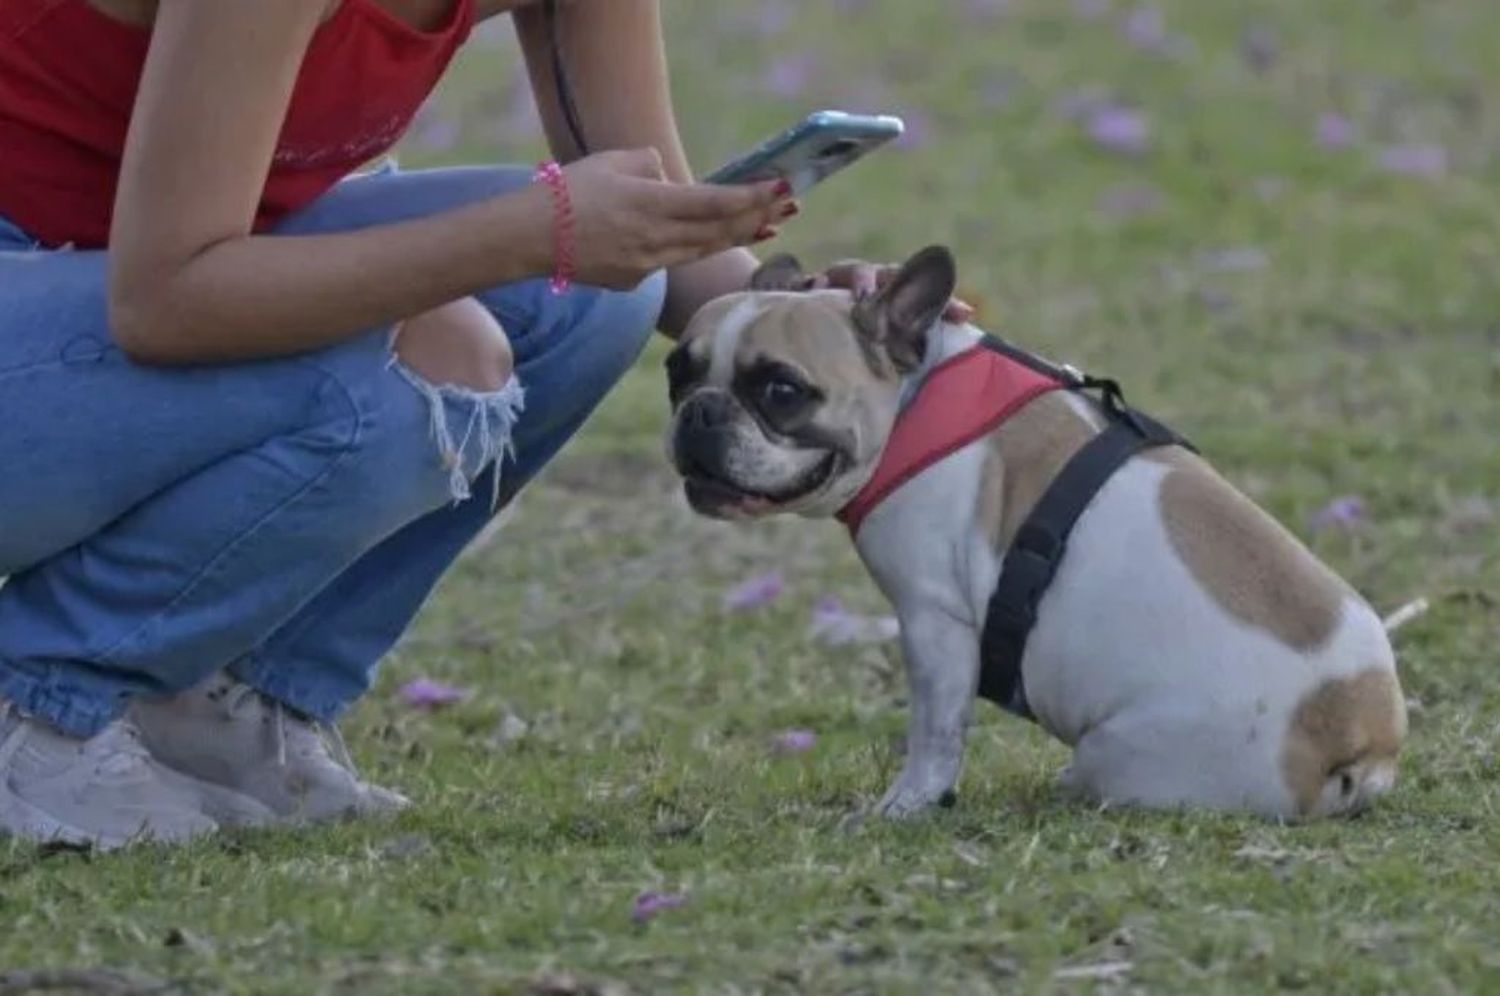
[665,246,957,519]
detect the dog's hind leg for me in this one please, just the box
[1064,709,1299,818]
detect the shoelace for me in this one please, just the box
[221,683,358,775]
[86,721,155,777]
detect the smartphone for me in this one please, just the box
[706,110,905,195]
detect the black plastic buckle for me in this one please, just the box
[994,524,1065,627]
[1013,521,1063,560]
[1078,376,1150,437]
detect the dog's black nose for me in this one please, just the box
[679,390,735,432]
[674,391,739,478]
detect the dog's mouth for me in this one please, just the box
[680,451,839,516]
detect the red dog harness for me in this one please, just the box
[836,337,1190,720]
[836,342,1067,535]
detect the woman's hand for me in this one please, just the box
[805,259,975,322]
[563,149,795,291]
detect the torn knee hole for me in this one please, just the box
[394,298,513,392]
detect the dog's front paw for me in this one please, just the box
[875,778,958,819]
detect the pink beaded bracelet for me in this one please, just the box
[533,159,576,295]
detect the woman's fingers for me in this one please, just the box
[642,176,789,222]
[653,212,778,260]
[943,298,977,322]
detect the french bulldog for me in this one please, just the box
[665,245,1406,820]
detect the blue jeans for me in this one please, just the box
[0,164,664,737]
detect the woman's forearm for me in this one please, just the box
[514,0,690,177]
[111,185,553,365]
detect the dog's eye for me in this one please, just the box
[759,376,808,412]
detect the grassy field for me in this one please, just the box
[6,1,1500,992]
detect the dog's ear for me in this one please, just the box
[851,245,957,373]
[749,253,808,291]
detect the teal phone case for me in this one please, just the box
[706,111,905,193]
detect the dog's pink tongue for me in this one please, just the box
[737,495,775,515]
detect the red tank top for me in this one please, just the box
[0,0,474,248]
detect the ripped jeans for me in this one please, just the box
[0,164,665,737]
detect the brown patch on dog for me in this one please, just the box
[1281,668,1406,815]
[1152,448,1346,651]
[738,293,897,386]
[976,393,1101,548]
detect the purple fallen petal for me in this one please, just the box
[809,595,900,646]
[398,678,472,709]
[772,729,818,754]
[1316,113,1357,150]
[1198,247,1269,273]
[1121,5,1191,58]
[1377,143,1448,179]
[762,53,818,97]
[1198,287,1234,313]
[963,0,1011,20]
[1086,106,1151,155]
[1053,87,1112,122]
[1310,495,1367,533]
[1239,24,1279,74]
[735,2,791,37]
[1097,183,1163,219]
[1122,5,1167,50]
[978,69,1024,109]
[722,571,785,611]
[632,891,688,924]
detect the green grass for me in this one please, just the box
[6,1,1500,992]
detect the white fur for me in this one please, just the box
[709,297,758,385]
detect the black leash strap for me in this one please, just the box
[544,0,590,157]
[976,371,1191,719]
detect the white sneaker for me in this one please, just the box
[131,672,409,825]
[0,702,218,850]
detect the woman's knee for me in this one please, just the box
[305,317,523,514]
[393,297,513,392]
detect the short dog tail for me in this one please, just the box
[1381,596,1429,635]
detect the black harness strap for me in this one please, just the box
[975,350,1193,720]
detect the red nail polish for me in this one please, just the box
[772,178,793,198]
[753,225,777,242]
[779,202,800,219]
